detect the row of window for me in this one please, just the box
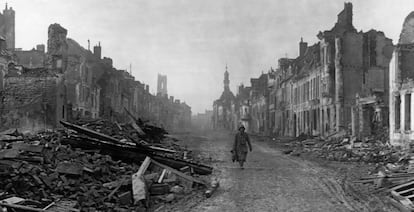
[293,75,321,105]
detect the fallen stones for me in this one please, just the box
[0,118,213,212]
[56,162,83,176]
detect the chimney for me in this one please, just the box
[170,96,174,103]
[299,37,308,57]
[335,2,354,30]
[175,99,181,104]
[93,42,101,59]
[145,85,149,93]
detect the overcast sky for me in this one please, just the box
[9,0,414,114]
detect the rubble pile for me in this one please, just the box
[74,117,167,144]
[0,133,141,211]
[283,133,398,163]
[352,145,414,211]
[0,118,213,211]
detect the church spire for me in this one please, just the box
[224,65,229,91]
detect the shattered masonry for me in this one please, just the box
[213,2,394,140]
[0,17,191,132]
[389,12,414,146]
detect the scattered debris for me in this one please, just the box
[0,117,213,211]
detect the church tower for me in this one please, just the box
[3,3,15,50]
[224,65,230,91]
[157,74,168,97]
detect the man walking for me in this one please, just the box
[232,125,252,169]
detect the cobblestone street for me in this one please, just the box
[172,131,393,212]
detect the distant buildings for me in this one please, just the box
[192,110,213,131]
[212,66,235,130]
[0,7,192,132]
[0,4,14,50]
[214,3,394,139]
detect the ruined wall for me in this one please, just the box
[0,74,63,132]
[390,11,414,146]
[400,49,414,81]
[399,12,414,45]
[14,50,45,68]
[341,32,364,128]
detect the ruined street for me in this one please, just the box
[3,1,414,211]
[171,131,395,212]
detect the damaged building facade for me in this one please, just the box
[0,19,192,132]
[389,12,414,146]
[215,3,394,138]
[273,3,393,137]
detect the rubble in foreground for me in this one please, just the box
[277,129,414,211]
[0,117,213,211]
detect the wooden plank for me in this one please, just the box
[132,173,147,203]
[115,122,123,131]
[151,159,206,186]
[158,169,167,183]
[124,108,146,136]
[60,121,120,144]
[60,121,174,154]
[107,178,128,200]
[131,121,145,136]
[132,156,151,203]
[44,200,79,212]
[399,187,414,195]
[152,155,213,175]
[1,197,25,204]
[389,180,414,192]
[137,157,151,176]
[386,196,411,212]
[0,202,46,212]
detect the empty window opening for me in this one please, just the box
[405,93,411,131]
[395,95,401,130]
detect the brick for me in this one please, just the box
[56,162,83,175]
[12,143,44,153]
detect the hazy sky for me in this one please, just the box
[9,0,414,113]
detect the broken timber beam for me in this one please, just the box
[60,121,212,175]
[132,157,151,204]
[0,202,46,212]
[124,107,146,136]
[151,155,212,175]
[60,120,120,144]
[151,158,206,186]
[60,121,175,154]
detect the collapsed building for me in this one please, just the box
[271,3,393,137]
[0,22,192,132]
[210,3,394,138]
[390,12,414,146]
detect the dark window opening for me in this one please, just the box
[395,95,401,130]
[405,93,411,131]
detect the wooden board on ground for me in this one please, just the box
[151,159,206,186]
[132,156,151,203]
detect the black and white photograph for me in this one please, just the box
[0,0,414,211]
